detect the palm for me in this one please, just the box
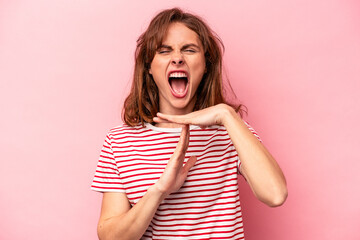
[154,104,230,127]
[155,125,197,195]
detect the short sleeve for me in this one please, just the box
[91,133,125,193]
[244,120,262,143]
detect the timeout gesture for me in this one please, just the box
[153,104,233,128]
[154,124,197,196]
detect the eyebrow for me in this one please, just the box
[158,44,201,51]
[182,44,201,50]
[158,45,172,50]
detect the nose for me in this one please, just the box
[171,51,184,65]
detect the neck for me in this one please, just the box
[154,122,183,128]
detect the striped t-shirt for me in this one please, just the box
[91,122,261,239]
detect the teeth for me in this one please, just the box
[169,72,187,78]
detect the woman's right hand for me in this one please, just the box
[97,125,197,240]
[154,124,197,197]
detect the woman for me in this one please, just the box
[91,8,287,240]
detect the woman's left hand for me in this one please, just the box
[153,103,234,127]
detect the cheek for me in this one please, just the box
[149,56,160,74]
[192,57,206,77]
[150,57,169,77]
[150,62,165,89]
[149,62,156,76]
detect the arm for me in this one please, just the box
[97,125,197,240]
[221,105,287,207]
[154,104,288,207]
[97,188,164,240]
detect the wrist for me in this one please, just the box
[150,183,168,201]
[217,104,238,127]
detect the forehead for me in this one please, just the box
[161,22,202,47]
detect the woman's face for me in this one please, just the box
[149,22,206,115]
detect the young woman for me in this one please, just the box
[91,8,287,240]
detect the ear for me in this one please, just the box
[149,67,152,75]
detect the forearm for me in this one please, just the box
[98,126,195,239]
[98,185,166,240]
[153,105,287,206]
[222,106,287,207]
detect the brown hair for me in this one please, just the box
[122,8,245,126]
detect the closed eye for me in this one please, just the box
[159,50,171,54]
[184,49,196,53]
[157,45,172,54]
[181,44,201,54]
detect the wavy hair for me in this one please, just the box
[122,8,245,126]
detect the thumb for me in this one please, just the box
[182,156,197,174]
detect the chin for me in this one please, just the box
[172,100,195,113]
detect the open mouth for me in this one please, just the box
[168,71,189,98]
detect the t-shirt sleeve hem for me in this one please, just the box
[91,186,126,193]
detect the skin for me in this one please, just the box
[154,104,288,206]
[97,125,196,240]
[149,22,206,118]
[97,22,288,240]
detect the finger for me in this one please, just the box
[182,156,197,174]
[175,124,189,156]
[184,124,190,152]
[153,117,170,123]
[169,125,189,170]
[181,124,190,154]
[157,112,191,125]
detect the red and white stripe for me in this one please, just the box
[92,122,261,239]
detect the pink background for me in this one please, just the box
[1,0,359,239]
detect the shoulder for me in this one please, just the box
[107,123,144,137]
[106,123,157,142]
